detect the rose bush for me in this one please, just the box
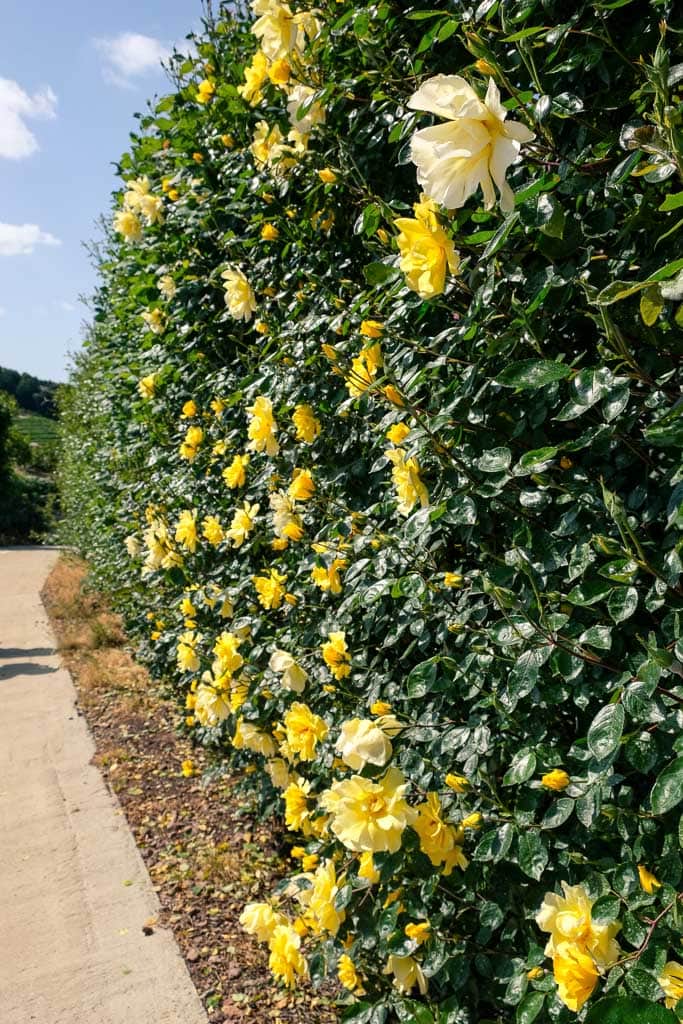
[60,1,683,1021]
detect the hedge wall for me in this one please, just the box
[60,1,683,1021]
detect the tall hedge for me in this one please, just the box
[61,2,683,1021]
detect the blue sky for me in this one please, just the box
[1,0,206,382]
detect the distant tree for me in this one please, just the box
[0,367,58,418]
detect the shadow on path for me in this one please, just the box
[0,662,59,681]
[0,647,56,659]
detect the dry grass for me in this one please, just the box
[43,554,147,710]
[41,555,339,1024]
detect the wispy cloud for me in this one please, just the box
[0,223,61,257]
[0,78,57,160]
[59,300,76,312]
[94,33,171,87]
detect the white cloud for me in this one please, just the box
[94,33,171,87]
[0,78,57,160]
[0,223,61,257]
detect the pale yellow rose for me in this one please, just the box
[408,75,535,213]
[383,954,428,995]
[336,718,393,771]
[269,649,308,692]
[221,266,257,321]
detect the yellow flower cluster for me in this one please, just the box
[536,883,621,1011]
[113,176,164,241]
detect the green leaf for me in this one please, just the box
[592,894,621,924]
[586,996,677,1024]
[651,757,683,815]
[640,285,664,326]
[481,212,520,259]
[406,658,439,698]
[608,586,639,624]
[496,360,574,389]
[660,191,683,212]
[503,750,537,785]
[579,624,613,650]
[517,832,548,880]
[477,447,512,473]
[342,1002,389,1024]
[587,703,625,759]
[363,262,399,286]
[474,824,514,862]
[541,798,574,829]
[515,991,545,1023]
[625,968,664,1001]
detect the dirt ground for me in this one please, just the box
[42,554,339,1024]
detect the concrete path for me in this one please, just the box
[0,547,207,1024]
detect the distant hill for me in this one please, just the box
[0,367,58,419]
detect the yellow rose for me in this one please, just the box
[320,767,417,853]
[237,50,269,105]
[287,83,325,133]
[288,467,315,501]
[223,453,249,489]
[239,902,285,942]
[283,701,328,761]
[261,222,280,240]
[247,395,279,456]
[268,925,307,988]
[253,567,287,609]
[338,953,364,993]
[284,778,313,831]
[386,422,410,445]
[445,773,469,794]
[269,649,308,692]
[405,921,431,945]
[196,78,215,104]
[292,403,321,443]
[383,954,428,995]
[638,864,662,894]
[202,515,224,546]
[226,500,260,548]
[212,630,244,676]
[659,961,683,1009]
[552,942,598,1012]
[113,208,142,241]
[175,509,198,553]
[318,167,337,184]
[298,859,345,935]
[221,265,257,321]
[357,850,380,884]
[232,716,276,757]
[335,718,393,772]
[385,447,429,516]
[541,769,571,791]
[536,882,621,968]
[394,208,459,299]
[408,75,535,213]
[321,630,351,679]
[413,792,468,875]
[268,58,291,86]
[137,374,157,399]
[360,319,383,339]
[194,683,231,727]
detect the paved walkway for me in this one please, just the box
[0,547,207,1024]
